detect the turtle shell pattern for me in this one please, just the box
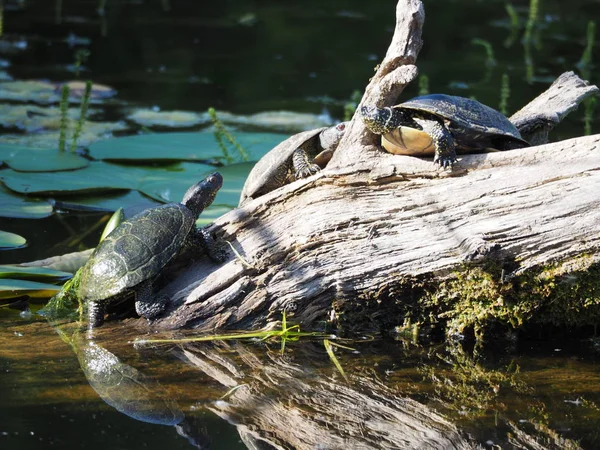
[397,94,527,145]
[79,203,194,303]
[239,127,326,204]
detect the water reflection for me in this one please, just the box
[72,333,215,449]
[69,327,473,449]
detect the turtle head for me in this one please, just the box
[318,121,348,150]
[182,172,223,217]
[359,106,404,135]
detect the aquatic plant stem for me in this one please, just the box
[58,85,70,152]
[70,80,92,152]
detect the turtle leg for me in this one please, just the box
[194,228,228,263]
[414,117,457,168]
[88,300,105,329]
[292,147,321,179]
[134,280,167,320]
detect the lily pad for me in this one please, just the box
[0,279,62,299]
[221,110,333,133]
[0,80,117,105]
[139,161,254,207]
[0,143,89,172]
[0,120,128,149]
[0,265,72,281]
[50,190,160,214]
[0,186,53,219]
[0,230,27,250]
[0,161,136,195]
[87,130,289,163]
[127,109,210,128]
[0,103,100,133]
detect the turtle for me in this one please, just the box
[359,94,529,168]
[78,172,225,329]
[239,122,347,206]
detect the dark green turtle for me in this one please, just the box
[239,122,347,206]
[79,172,225,329]
[359,94,529,168]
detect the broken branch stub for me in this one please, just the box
[328,0,425,171]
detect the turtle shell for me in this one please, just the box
[79,203,194,303]
[239,127,326,205]
[394,94,528,150]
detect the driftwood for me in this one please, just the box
[149,0,600,335]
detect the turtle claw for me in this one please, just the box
[433,152,457,169]
[295,163,321,179]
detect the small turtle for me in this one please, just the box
[239,122,347,206]
[79,172,225,329]
[359,94,529,167]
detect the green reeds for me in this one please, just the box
[58,85,70,152]
[135,311,327,351]
[584,97,597,136]
[208,107,249,163]
[578,21,596,135]
[343,90,362,121]
[578,21,596,80]
[499,73,510,116]
[70,80,92,152]
[504,2,520,48]
[0,0,4,37]
[471,38,496,84]
[471,38,496,69]
[523,0,541,48]
[74,49,90,78]
[418,74,429,96]
[522,0,541,84]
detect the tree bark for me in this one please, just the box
[152,0,600,336]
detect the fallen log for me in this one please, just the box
[151,0,599,340]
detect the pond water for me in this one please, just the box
[1,0,600,448]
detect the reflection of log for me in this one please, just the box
[176,342,473,450]
[152,0,599,334]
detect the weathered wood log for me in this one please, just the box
[151,0,600,337]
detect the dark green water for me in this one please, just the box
[1,0,600,448]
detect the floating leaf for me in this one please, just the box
[58,81,117,99]
[139,161,254,208]
[0,103,100,133]
[87,130,288,163]
[0,80,61,104]
[0,279,62,299]
[208,162,255,207]
[20,249,93,274]
[0,143,89,172]
[222,110,333,133]
[0,231,27,249]
[0,80,117,105]
[50,190,160,214]
[0,120,128,149]
[0,186,53,219]
[127,109,210,128]
[0,161,136,195]
[0,265,72,281]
